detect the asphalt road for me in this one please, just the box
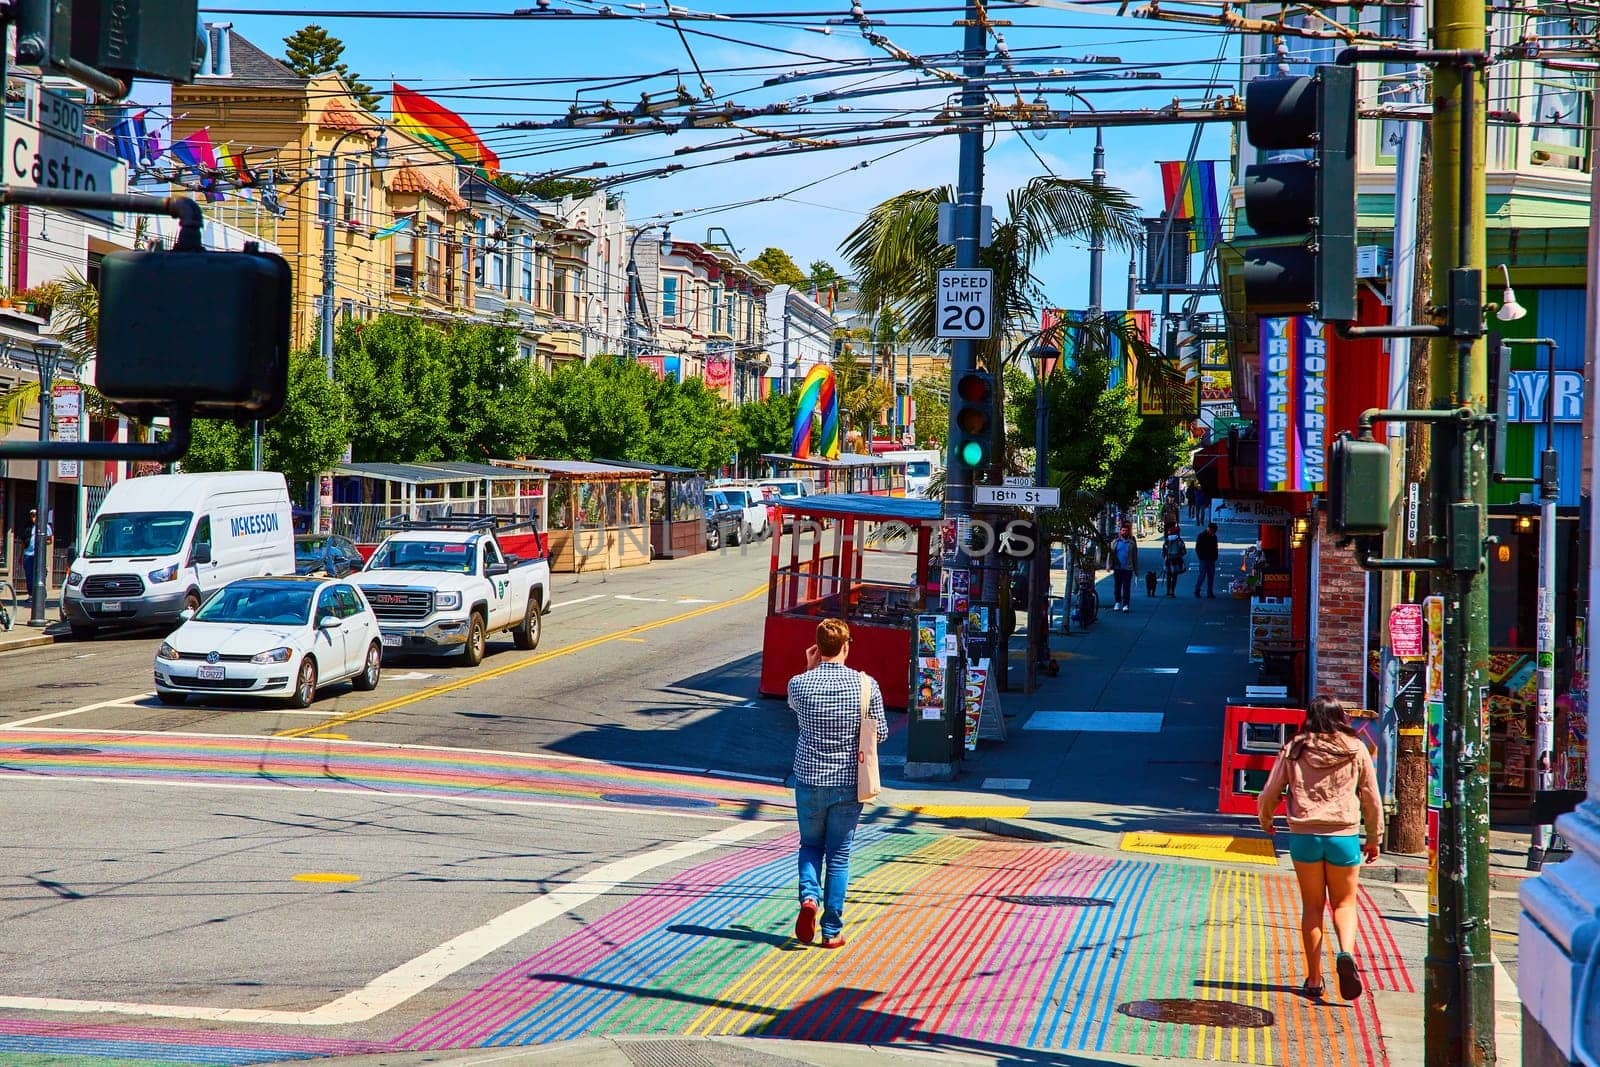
[0,542,801,1045]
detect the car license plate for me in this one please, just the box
[100,601,122,612]
[197,665,225,681]
[381,634,401,648]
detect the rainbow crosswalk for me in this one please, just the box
[0,729,792,819]
[399,830,1410,1065]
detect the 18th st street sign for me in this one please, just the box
[936,268,994,339]
[974,484,1060,508]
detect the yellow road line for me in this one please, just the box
[278,585,766,738]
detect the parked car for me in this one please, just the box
[705,491,744,550]
[709,483,770,541]
[294,534,364,578]
[153,576,383,708]
[352,515,551,666]
[64,471,296,639]
[757,477,811,530]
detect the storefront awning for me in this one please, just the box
[782,493,941,522]
[498,458,653,479]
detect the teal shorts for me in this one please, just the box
[1288,833,1362,867]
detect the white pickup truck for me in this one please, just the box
[352,516,552,666]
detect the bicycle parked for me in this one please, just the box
[0,578,17,632]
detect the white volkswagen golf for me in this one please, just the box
[154,576,383,708]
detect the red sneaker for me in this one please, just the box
[795,899,818,944]
[821,935,846,949]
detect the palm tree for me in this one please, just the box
[0,272,117,435]
[840,176,1175,383]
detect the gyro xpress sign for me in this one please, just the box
[1258,316,1328,493]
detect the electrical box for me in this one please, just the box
[96,248,292,419]
[1327,433,1391,537]
[1355,245,1391,281]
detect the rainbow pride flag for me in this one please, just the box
[392,83,500,178]
[1157,160,1224,252]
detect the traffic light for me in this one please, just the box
[1241,64,1358,322]
[96,246,293,420]
[952,371,993,469]
[1326,432,1390,537]
[15,0,205,94]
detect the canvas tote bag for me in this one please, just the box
[857,671,881,803]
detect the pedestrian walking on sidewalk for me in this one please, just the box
[21,508,50,605]
[1184,482,1199,521]
[1110,524,1138,612]
[1194,522,1219,598]
[787,618,888,948]
[1161,526,1186,597]
[1258,696,1384,1002]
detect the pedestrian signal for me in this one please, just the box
[1326,433,1390,538]
[953,371,993,469]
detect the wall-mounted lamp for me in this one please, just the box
[1515,514,1533,532]
[1290,515,1312,548]
[1496,264,1527,323]
[1496,544,1512,563]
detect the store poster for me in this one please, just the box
[1424,596,1445,701]
[915,614,946,658]
[1564,617,1589,790]
[949,568,971,614]
[963,660,990,751]
[1249,597,1292,661]
[915,657,944,720]
[1390,603,1425,661]
[967,606,991,635]
[1258,315,1329,493]
[1427,698,1445,809]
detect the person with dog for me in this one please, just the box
[1161,525,1186,597]
[1110,523,1138,612]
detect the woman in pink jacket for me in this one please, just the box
[1258,695,1384,1001]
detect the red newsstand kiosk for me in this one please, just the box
[758,493,942,710]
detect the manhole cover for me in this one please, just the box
[1117,998,1274,1028]
[998,895,1114,908]
[600,793,719,810]
[19,746,102,756]
[35,682,96,689]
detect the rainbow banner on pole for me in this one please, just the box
[1157,160,1224,252]
[791,365,839,459]
[392,83,500,178]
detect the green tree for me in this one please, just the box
[749,247,808,288]
[490,174,597,201]
[808,260,850,292]
[643,376,739,471]
[336,315,452,462]
[282,25,380,112]
[525,356,652,460]
[437,319,537,460]
[735,389,799,465]
[911,375,947,449]
[184,350,353,494]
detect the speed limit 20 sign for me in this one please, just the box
[936,268,994,339]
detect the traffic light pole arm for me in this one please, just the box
[0,407,193,462]
[1344,406,1477,572]
[0,187,204,251]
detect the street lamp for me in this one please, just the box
[28,337,66,628]
[625,223,672,361]
[320,127,390,378]
[1025,343,1060,690]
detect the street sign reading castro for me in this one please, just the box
[936,268,994,339]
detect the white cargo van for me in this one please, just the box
[63,472,295,636]
[884,449,943,499]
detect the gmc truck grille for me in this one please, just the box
[83,574,145,598]
[364,588,433,621]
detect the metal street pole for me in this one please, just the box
[908,0,986,779]
[319,128,387,379]
[781,300,791,394]
[29,340,63,628]
[1027,345,1057,693]
[1088,128,1105,317]
[1424,14,1494,1061]
[1502,337,1560,868]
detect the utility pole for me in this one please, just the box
[781,300,791,394]
[28,339,64,628]
[1384,0,1428,858]
[907,0,985,779]
[1425,8,1494,1059]
[1087,129,1105,317]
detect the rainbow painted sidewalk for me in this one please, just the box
[399,828,1411,1066]
[0,729,793,819]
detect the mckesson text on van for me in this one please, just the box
[230,513,282,537]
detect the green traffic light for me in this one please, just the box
[959,440,985,467]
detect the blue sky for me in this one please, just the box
[207,2,1240,314]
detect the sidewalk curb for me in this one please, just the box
[0,630,56,653]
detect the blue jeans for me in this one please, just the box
[795,783,864,939]
[1195,559,1216,596]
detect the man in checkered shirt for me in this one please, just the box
[787,618,888,948]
